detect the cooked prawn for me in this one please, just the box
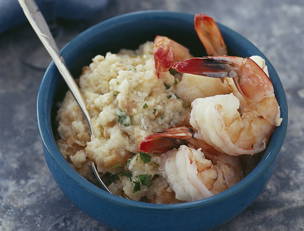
[148,14,281,156]
[174,14,231,103]
[161,145,242,201]
[153,13,228,78]
[172,56,282,155]
[139,54,277,155]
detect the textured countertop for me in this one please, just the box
[1,0,303,230]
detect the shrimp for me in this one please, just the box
[172,56,282,155]
[153,13,227,78]
[175,73,231,105]
[153,35,191,77]
[194,14,227,56]
[174,14,231,103]
[161,145,242,201]
[175,55,270,104]
[138,127,243,200]
[139,56,282,155]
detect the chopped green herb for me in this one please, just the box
[113,91,119,96]
[120,170,132,179]
[102,172,119,186]
[140,152,151,163]
[164,82,171,89]
[116,109,131,126]
[153,108,157,115]
[167,94,172,99]
[133,181,141,193]
[138,174,152,186]
[126,158,132,167]
[140,196,149,202]
[143,103,148,109]
[174,78,179,85]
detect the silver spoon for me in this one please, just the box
[19,0,111,194]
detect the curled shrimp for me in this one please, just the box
[161,145,242,201]
[172,56,282,155]
[148,14,281,156]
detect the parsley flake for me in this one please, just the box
[164,83,171,89]
[143,103,148,109]
[126,158,132,167]
[102,172,119,186]
[138,174,152,186]
[133,181,141,193]
[140,152,151,163]
[141,196,149,202]
[174,78,179,85]
[120,170,132,180]
[116,109,131,126]
[113,91,119,96]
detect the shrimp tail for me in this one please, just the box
[153,36,192,77]
[139,127,193,154]
[172,57,232,78]
[194,14,227,56]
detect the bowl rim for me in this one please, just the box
[37,10,288,210]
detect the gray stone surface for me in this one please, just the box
[0,0,303,230]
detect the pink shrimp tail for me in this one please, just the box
[194,14,227,56]
[139,127,193,154]
[153,36,191,78]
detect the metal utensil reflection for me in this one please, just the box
[19,0,112,194]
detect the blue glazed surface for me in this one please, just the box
[37,11,288,231]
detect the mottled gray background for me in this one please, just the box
[1,0,303,230]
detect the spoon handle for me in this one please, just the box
[19,0,115,195]
[18,0,92,134]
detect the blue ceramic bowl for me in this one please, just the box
[37,11,288,231]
